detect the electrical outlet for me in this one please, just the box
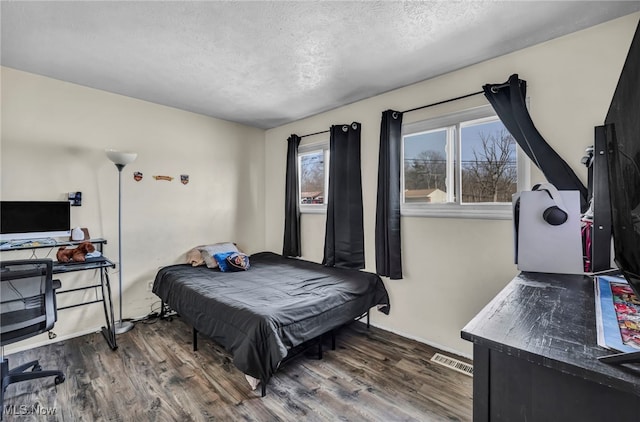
[147,281,154,291]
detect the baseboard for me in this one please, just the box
[4,313,152,356]
[358,320,473,361]
[3,326,103,356]
[5,316,472,362]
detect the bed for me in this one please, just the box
[152,251,390,394]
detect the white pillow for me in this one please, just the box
[199,242,240,269]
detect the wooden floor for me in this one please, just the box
[2,317,472,421]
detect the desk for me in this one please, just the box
[0,238,117,350]
[461,272,640,422]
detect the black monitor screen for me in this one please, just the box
[0,201,71,240]
[605,20,640,298]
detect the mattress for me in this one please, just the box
[152,251,390,384]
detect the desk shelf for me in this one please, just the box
[1,237,108,251]
[53,258,115,274]
[0,238,118,350]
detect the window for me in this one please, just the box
[298,141,329,213]
[402,105,529,219]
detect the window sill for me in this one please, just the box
[299,204,513,219]
[300,205,327,214]
[401,204,513,220]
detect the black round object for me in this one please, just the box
[543,206,568,225]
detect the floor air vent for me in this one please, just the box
[430,353,473,377]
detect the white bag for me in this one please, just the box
[513,183,584,274]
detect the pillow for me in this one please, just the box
[199,242,240,268]
[212,251,234,272]
[226,252,250,272]
[214,252,250,272]
[186,247,205,267]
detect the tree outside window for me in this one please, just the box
[460,123,517,203]
[402,106,526,218]
[298,143,329,210]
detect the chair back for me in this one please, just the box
[0,259,57,346]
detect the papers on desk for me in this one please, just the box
[594,275,640,353]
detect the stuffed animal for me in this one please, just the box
[56,241,96,263]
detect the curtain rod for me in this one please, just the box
[294,83,512,136]
[401,80,514,114]
[300,129,330,138]
[401,90,484,114]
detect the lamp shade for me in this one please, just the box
[105,149,137,166]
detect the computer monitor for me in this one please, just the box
[605,20,640,301]
[0,201,71,241]
[598,19,640,365]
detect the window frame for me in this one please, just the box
[298,140,330,214]
[401,104,530,219]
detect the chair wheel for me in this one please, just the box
[54,375,65,385]
[32,364,42,372]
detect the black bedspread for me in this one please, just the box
[153,251,390,384]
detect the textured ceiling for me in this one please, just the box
[2,1,640,129]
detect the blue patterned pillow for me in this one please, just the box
[213,252,250,272]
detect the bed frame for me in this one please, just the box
[152,252,389,396]
[160,304,370,396]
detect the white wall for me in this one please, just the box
[1,67,265,352]
[264,13,640,356]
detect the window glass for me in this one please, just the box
[401,105,528,219]
[460,120,517,203]
[299,151,325,204]
[403,129,448,203]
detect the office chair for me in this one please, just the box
[1,259,65,414]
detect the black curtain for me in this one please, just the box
[484,74,588,212]
[283,134,301,257]
[375,110,403,279]
[323,122,365,269]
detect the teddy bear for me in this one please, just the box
[56,241,96,263]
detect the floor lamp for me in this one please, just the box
[106,149,137,334]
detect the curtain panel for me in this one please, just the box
[375,110,403,279]
[283,134,301,257]
[483,74,588,212]
[323,122,365,269]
